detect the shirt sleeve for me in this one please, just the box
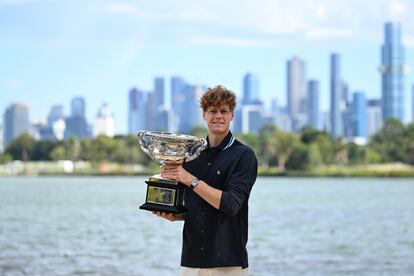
[219,149,258,216]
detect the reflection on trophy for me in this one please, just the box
[137,131,207,214]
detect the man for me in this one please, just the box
[156,85,258,276]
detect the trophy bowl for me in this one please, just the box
[137,131,207,163]
[136,131,207,214]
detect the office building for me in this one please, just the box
[287,57,307,131]
[330,53,343,137]
[367,99,383,137]
[3,103,29,146]
[380,22,408,122]
[351,92,367,138]
[307,80,320,129]
[128,87,146,134]
[243,73,260,105]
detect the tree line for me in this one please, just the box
[1,118,413,172]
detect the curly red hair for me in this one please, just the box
[199,85,237,112]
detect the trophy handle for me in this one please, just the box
[185,138,207,162]
[137,131,151,156]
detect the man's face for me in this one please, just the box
[203,104,234,135]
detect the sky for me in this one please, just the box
[1,0,414,134]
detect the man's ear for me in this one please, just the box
[202,112,206,121]
[230,111,234,121]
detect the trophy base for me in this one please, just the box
[139,202,187,214]
[139,176,187,214]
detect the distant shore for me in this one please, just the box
[1,161,414,177]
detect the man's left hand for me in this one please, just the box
[160,161,193,186]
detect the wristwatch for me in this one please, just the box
[190,178,200,190]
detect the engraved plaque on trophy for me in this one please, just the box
[136,131,207,214]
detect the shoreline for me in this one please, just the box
[1,162,414,178]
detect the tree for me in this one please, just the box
[274,130,301,173]
[5,133,35,162]
[333,138,348,165]
[369,118,406,163]
[191,125,208,138]
[32,140,56,161]
[258,124,277,168]
[405,123,414,165]
[50,145,66,161]
[236,133,259,157]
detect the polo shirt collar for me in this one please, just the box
[206,131,235,151]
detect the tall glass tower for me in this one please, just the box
[380,22,408,122]
[351,92,367,138]
[307,80,320,130]
[330,53,342,138]
[243,73,260,105]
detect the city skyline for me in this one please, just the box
[1,0,414,134]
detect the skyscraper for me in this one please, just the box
[243,73,260,105]
[47,105,64,126]
[380,22,408,122]
[154,77,165,107]
[3,103,29,146]
[71,97,85,118]
[287,57,307,131]
[65,96,89,139]
[307,80,320,129]
[351,92,367,138]
[128,87,146,134]
[330,53,343,137]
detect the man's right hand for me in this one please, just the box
[152,211,184,222]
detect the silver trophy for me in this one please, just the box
[137,131,207,213]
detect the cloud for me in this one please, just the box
[305,28,355,39]
[185,36,285,47]
[403,35,414,48]
[0,0,60,5]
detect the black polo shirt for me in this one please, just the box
[182,131,258,269]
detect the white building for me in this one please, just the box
[367,99,383,137]
[93,103,115,137]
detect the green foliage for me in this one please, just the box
[2,118,414,174]
[285,143,308,170]
[191,125,208,138]
[369,118,407,163]
[0,153,12,164]
[236,133,260,157]
[5,133,35,161]
[307,143,324,168]
[274,130,302,172]
[32,140,55,161]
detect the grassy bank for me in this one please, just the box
[1,161,414,177]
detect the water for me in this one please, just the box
[0,177,413,276]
